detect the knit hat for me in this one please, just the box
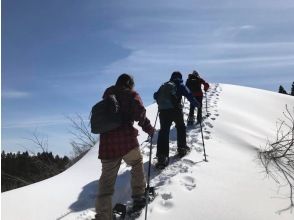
[170,71,182,81]
[192,70,199,77]
[115,73,134,89]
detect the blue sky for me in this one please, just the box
[2,0,294,156]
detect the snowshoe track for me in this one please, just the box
[79,84,222,219]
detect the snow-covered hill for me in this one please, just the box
[2,84,294,220]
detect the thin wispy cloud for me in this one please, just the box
[2,118,69,129]
[2,0,294,155]
[2,113,91,129]
[198,55,294,65]
[102,42,294,72]
[2,90,31,99]
[213,25,256,39]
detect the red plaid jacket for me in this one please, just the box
[99,86,154,159]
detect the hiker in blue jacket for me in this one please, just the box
[153,71,200,169]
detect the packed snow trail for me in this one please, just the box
[78,84,222,220]
[136,84,221,219]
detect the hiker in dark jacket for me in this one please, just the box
[153,71,200,169]
[95,74,155,220]
[186,70,209,125]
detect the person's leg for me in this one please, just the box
[188,103,195,119]
[95,158,122,220]
[123,147,146,210]
[123,147,146,198]
[174,108,187,149]
[173,108,190,156]
[196,96,203,123]
[156,110,173,158]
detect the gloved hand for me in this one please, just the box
[204,83,209,92]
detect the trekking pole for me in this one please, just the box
[181,97,185,111]
[182,97,188,121]
[205,91,209,117]
[145,110,159,220]
[199,116,208,162]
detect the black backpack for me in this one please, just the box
[90,94,122,134]
[154,81,177,110]
[186,75,202,93]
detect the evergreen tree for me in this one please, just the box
[1,151,71,192]
[291,81,294,96]
[279,85,288,94]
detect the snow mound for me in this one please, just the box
[2,84,294,220]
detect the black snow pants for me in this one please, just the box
[156,108,187,158]
[188,96,203,122]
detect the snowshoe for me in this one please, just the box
[196,117,203,124]
[113,187,156,219]
[113,203,127,219]
[177,146,191,157]
[187,120,194,126]
[145,186,156,201]
[155,156,169,170]
[126,206,143,219]
[187,116,195,126]
[113,203,142,220]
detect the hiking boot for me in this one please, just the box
[132,195,146,212]
[187,116,195,126]
[155,156,169,169]
[177,146,191,157]
[187,120,194,126]
[92,214,100,220]
[196,117,203,124]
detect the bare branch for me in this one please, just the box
[259,105,294,209]
[67,113,98,159]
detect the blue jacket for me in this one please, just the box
[172,78,200,109]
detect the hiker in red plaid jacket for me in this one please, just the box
[95,73,155,220]
[186,70,209,124]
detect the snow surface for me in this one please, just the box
[2,84,294,220]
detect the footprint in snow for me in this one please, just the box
[205,122,214,128]
[195,147,203,153]
[161,192,173,200]
[189,133,199,138]
[180,176,196,191]
[177,163,189,173]
[78,209,96,220]
[159,200,174,210]
[183,158,198,166]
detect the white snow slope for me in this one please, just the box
[2,84,294,220]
